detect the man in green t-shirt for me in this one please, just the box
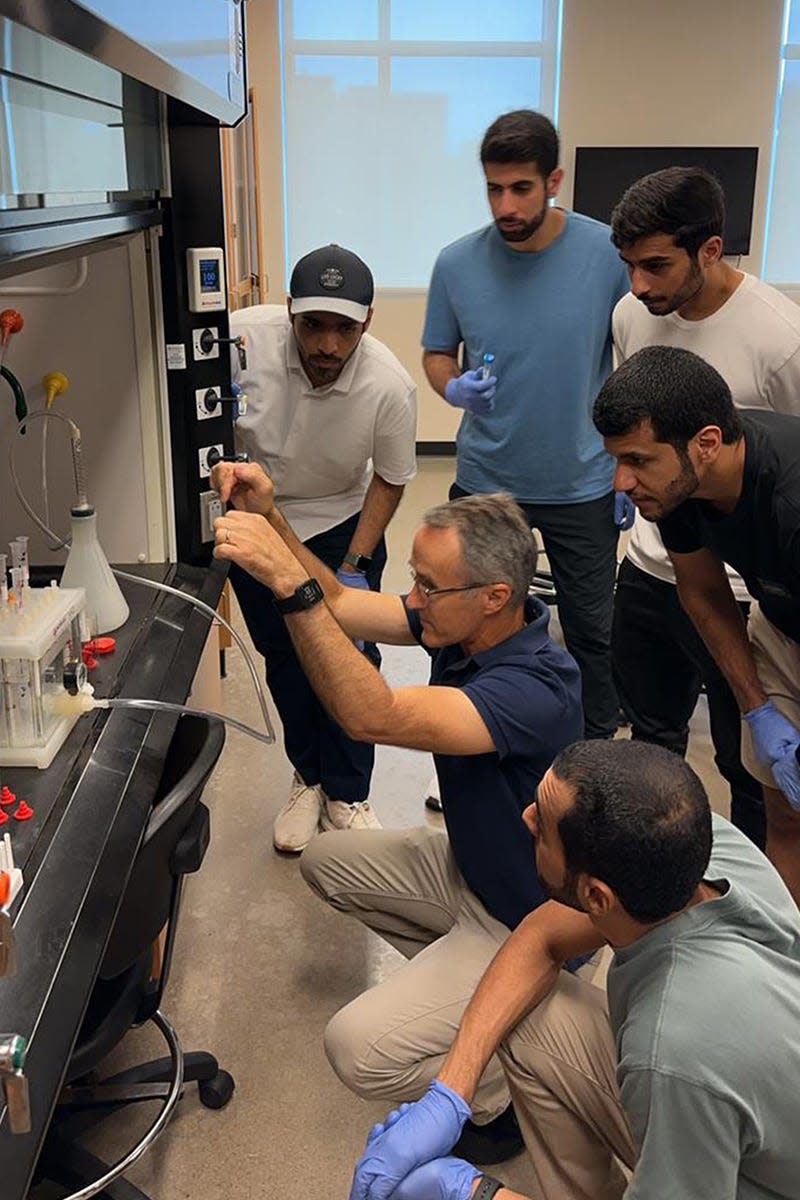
[348,738,800,1200]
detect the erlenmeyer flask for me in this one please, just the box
[61,507,129,633]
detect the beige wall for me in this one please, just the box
[558,0,784,277]
[0,235,171,565]
[246,0,786,441]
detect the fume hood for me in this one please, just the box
[0,1,247,566]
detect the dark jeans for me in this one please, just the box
[613,557,765,849]
[230,510,387,804]
[450,484,619,739]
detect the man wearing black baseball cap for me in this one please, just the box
[229,245,417,853]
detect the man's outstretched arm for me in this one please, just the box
[214,508,498,753]
[211,465,414,646]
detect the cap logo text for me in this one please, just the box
[319,266,344,290]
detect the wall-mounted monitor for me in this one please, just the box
[572,147,759,256]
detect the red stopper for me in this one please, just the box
[13,801,33,822]
[0,308,23,346]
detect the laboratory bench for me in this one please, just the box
[0,558,226,1199]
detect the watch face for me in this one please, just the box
[299,580,322,606]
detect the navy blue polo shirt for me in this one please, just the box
[406,596,584,929]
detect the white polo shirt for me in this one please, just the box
[230,305,417,541]
[613,276,800,599]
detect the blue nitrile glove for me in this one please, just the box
[744,701,800,809]
[444,368,497,415]
[337,566,371,592]
[614,491,636,531]
[349,1080,472,1200]
[336,567,370,651]
[772,752,800,812]
[392,1158,482,1200]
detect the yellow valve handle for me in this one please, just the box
[43,370,69,410]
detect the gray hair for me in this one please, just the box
[422,493,536,608]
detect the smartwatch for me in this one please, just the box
[473,1176,504,1200]
[343,551,372,573]
[274,578,324,615]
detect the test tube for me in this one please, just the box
[0,554,7,605]
[10,568,24,612]
[15,537,28,586]
[481,353,495,381]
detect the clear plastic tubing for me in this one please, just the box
[94,697,274,745]
[111,569,276,745]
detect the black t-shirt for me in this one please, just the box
[404,596,584,930]
[658,410,800,642]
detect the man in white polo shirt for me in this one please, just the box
[610,167,800,850]
[229,244,417,853]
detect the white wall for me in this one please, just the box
[246,0,787,440]
[0,234,171,567]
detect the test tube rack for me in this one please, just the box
[0,584,86,768]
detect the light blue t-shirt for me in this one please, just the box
[422,213,630,504]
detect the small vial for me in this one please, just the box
[10,568,24,612]
[481,353,495,381]
[15,537,28,586]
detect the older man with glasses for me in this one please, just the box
[212,460,583,1165]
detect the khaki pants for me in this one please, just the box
[302,828,637,1200]
[300,827,513,1122]
[500,970,635,1200]
[741,604,800,787]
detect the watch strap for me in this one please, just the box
[274,578,324,615]
[473,1176,504,1200]
[343,551,371,573]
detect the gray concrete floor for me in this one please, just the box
[84,458,728,1198]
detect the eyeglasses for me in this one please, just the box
[408,565,489,601]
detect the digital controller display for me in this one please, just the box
[200,259,220,293]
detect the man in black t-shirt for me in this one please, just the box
[593,344,800,905]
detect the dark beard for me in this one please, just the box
[660,451,701,515]
[656,260,704,315]
[495,206,547,243]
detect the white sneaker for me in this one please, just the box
[320,798,382,832]
[273,774,323,853]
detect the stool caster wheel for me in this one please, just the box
[199,1069,235,1109]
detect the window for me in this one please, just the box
[280,0,562,287]
[764,1,800,283]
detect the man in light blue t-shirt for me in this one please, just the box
[422,110,631,739]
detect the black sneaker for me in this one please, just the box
[451,1103,524,1165]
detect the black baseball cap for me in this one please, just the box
[289,244,374,323]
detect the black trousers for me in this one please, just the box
[613,557,765,849]
[229,511,387,804]
[450,484,619,739]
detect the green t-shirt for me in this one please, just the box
[609,815,800,1199]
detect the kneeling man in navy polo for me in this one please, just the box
[211,461,583,1163]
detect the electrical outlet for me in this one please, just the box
[198,444,223,479]
[192,326,219,361]
[196,386,221,420]
[199,489,223,543]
